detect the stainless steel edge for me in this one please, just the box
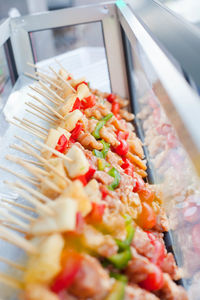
[126,0,200,89]
[10,25,34,76]
[117,4,200,176]
[10,2,114,32]
[0,18,10,47]
[102,4,129,98]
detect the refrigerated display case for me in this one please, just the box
[0,1,200,299]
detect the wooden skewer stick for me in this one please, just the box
[39,80,65,103]
[9,180,52,204]
[37,71,62,90]
[49,66,76,93]
[55,58,71,76]
[19,154,62,194]
[9,120,45,140]
[26,108,56,125]
[1,198,36,213]
[0,225,37,254]
[0,271,23,289]
[35,140,73,162]
[5,181,53,216]
[23,117,49,132]
[29,85,60,106]
[22,143,70,183]
[10,144,34,157]
[0,165,39,186]
[27,62,50,73]
[0,221,27,235]
[6,154,48,177]
[26,102,57,122]
[0,256,25,271]
[27,93,64,120]
[24,71,39,81]
[19,158,43,166]
[13,117,47,138]
[15,135,41,151]
[0,202,35,222]
[0,210,29,230]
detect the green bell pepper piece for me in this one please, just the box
[93,149,104,158]
[105,281,126,300]
[116,225,135,250]
[110,273,128,284]
[92,113,113,139]
[100,140,110,158]
[108,248,132,269]
[107,167,121,190]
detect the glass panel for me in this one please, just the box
[29,22,110,92]
[0,44,12,112]
[126,33,200,297]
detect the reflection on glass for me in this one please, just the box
[129,35,200,298]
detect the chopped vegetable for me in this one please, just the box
[114,139,129,157]
[139,264,164,291]
[132,175,145,192]
[92,113,113,139]
[111,102,120,116]
[74,81,88,91]
[55,134,69,153]
[51,250,82,293]
[116,224,135,250]
[70,121,83,142]
[138,186,155,203]
[63,109,83,132]
[81,95,96,109]
[76,164,96,186]
[107,167,121,190]
[85,202,105,224]
[108,248,132,269]
[100,140,110,158]
[121,158,134,177]
[97,158,110,171]
[70,97,81,112]
[110,273,128,283]
[105,280,126,300]
[107,93,116,103]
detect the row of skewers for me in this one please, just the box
[0,60,188,300]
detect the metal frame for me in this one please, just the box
[117,2,200,177]
[9,2,128,98]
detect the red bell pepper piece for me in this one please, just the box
[132,175,145,193]
[76,165,96,186]
[74,81,88,91]
[81,95,96,109]
[100,186,110,200]
[70,121,83,142]
[137,202,156,230]
[111,102,120,116]
[70,97,81,112]
[51,250,82,293]
[86,202,105,223]
[139,264,164,291]
[107,93,116,103]
[121,158,134,177]
[114,139,129,157]
[67,76,72,80]
[146,232,165,266]
[55,134,69,153]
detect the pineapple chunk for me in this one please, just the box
[30,198,77,235]
[77,83,90,99]
[25,284,59,300]
[47,158,67,190]
[58,94,77,117]
[85,179,101,203]
[25,233,64,284]
[41,128,70,159]
[61,109,83,132]
[64,145,89,178]
[58,180,92,216]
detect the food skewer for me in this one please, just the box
[13,117,47,138]
[0,272,23,289]
[25,108,56,125]
[23,118,48,133]
[9,120,46,140]
[29,85,60,106]
[1,198,37,213]
[0,210,29,231]
[49,66,76,93]
[0,165,39,186]
[0,202,35,222]
[25,102,57,122]
[0,256,25,271]
[38,80,64,103]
